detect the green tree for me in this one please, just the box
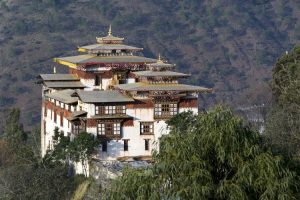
[105,107,298,199]
[4,108,27,147]
[271,46,300,106]
[266,45,300,158]
[44,129,99,177]
[0,109,83,199]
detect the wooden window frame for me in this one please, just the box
[140,122,154,135]
[97,122,121,136]
[72,124,82,134]
[116,105,126,114]
[154,102,178,118]
[97,123,105,135]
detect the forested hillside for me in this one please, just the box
[0,0,299,129]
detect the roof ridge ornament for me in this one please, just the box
[108,24,112,36]
[157,53,163,63]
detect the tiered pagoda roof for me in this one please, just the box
[40,26,212,103]
[54,25,155,69]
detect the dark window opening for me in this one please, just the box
[60,112,64,127]
[124,140,129,151]
[145,139,150,151]
[95,75,102,86]
[102,141,107,152]
[54,110,57,123]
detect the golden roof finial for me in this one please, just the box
[157,53,163,63]
[108,24,112,36]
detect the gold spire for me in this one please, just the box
[157,53,163,63]
[108,24,112,36]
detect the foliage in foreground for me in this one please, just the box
[266,45,300,158]
[0,108,83,200]
[44,128,100,177]
[105,107,299,200]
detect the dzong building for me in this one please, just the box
[37,26,212,173]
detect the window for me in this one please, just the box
[145,139,150,151]
[116,105,126,114]
[107,106,114,114]
[154,103,177,117]
[105,123,113,135]
[97,123,121,135]
[54,110,57,123]
[113,123,121,135]
[44,106,47,117]
[72,124,80,134]
[123,140,129,151]
[95,105,126,115]
[60,112,64,127]
[101,141,107,152]
[154,104,161,116]
[140,122,154,135]
[95,106,105,115]
[44,121,46,134]
[97,123,105,135]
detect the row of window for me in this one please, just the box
[45,108,65,127]
[48,98,76,112]
[97,122,154,136]
[101,139,150,152]
[95,105,126,115]
[95,103,178,117]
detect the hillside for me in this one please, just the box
[0,0,299,129]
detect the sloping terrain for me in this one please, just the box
[0,0,299,129]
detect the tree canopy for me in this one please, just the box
[266,45,300,158]
[105,107,299,200]
[271,45,300,106]
[0,108,83,200]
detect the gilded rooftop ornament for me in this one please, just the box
[108,24,112,36]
